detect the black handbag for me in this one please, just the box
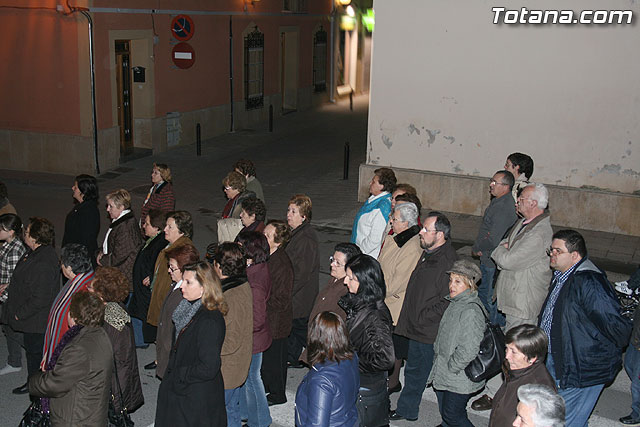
[18,399,50,427]
[464,303,506,382]
[108,359,134,427]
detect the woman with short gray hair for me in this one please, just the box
[514,384,565,427]
[377,202,422,393]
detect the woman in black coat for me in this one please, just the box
[128,209,168,345]
[338,254,395,427]
[62,174,100,257]
[156,261,228,427]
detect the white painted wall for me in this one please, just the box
[368,0,640,193]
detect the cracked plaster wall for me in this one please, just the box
[367,0,640,195]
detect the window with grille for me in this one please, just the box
[244,27,264,110]
[283,0,306,13]
[313,27,327,93]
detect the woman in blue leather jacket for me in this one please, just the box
[295,311,360,427]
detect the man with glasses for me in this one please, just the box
[492,183,552,331]
[539,230,631,426]
[470,170,518,411]
[390,212,458,421]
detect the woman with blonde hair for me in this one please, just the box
[156,261,228,426]
[140,163,175,229]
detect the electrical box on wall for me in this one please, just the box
[133,66,145,83]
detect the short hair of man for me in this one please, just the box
[517,384,566,427]
[147,209,168,230]
[426,211,451,241]
[223,171,247,192]
[61,244,92,275]
[233,159,257,177]
[496,170,515,190]
[75,174,99,202]
[153,163,172,183]
[508,152,534,180]
[266,220,292,246]
[70,291,105,328]
[241,197,267,222]
[307,311,354,366]
[92,267,131,303]
[334,242,362,265]
[505,324,548,362]
[395,193,423,214]
[374,168,397,193]
[106,189,131,210]
[28,217,55,246]
[345,254,386,304]
[213,242,247,277]
[183,261,228,314]
[394,203,419,227]
[289,194,313,220]
[552,229,587,258]
[235,230,270,264]
[165,243,200,272]
[0,213,22,236]
[526,183,549,210]
[395,183,417,195]
[167,210,193,239]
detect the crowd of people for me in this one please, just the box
[0,154,636,427]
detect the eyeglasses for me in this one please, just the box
[421,227,438,234]
[168,264,180,272]
[224,186,233,191]
[516,197,532,205]
[546,247,568,256]
[329,256,345,267]
[490,180,508,186]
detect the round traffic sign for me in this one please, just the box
[171,15,195,41]
[172,42,195,69]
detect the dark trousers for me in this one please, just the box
[261,337,288,400]
[23,332,44,379]
[435,389,473,427]
[3,324,23,367]
[287,317,308,363]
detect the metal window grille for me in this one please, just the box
[244,27,264,110]
[283,0,307,13]
[313,27,327,93]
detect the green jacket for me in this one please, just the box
[428,289,486,394]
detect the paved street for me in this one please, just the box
[0,95,637,426]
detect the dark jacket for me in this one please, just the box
[100,212,144,288]
[285,221,320,319]
[247,262,272,354]
[102,303,144,413]
[62,199,101,256]
[394,240,458,344]
[156,285,184,379]
[309,277,348,326]
[266,247,294,340]
[295,355,360,427]
[140,181,175,227]
[156,307,227,427]
[489,361,555,427]
[128,232,168,322]
[30,326,113,427]
[472,192,517,268]
[339,294,394,387]
[5,245,60,333]
[541,258,632,388]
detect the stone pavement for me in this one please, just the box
[0,94,638,426]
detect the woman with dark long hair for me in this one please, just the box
[295,311,360,426]
[62,174,100,256]
[338,254,395,426]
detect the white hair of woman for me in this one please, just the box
[393,202,419,227]
[516,384,565,427]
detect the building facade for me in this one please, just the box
[0,0,333,174]
[364,0,640,236]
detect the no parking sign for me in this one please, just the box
[171,15,194,41]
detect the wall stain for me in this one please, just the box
[408,124,420,136]
[623,169,640,177]
[444,135,455,144]
[382,134,393,149]
[453,164,463,173]
[570,169,578,174]
[425,129,441,146]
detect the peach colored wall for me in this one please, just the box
[0,7,81,134]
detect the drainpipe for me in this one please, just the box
[229,15,235,133]
[80,10,100,174]
[329,5,336,103]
